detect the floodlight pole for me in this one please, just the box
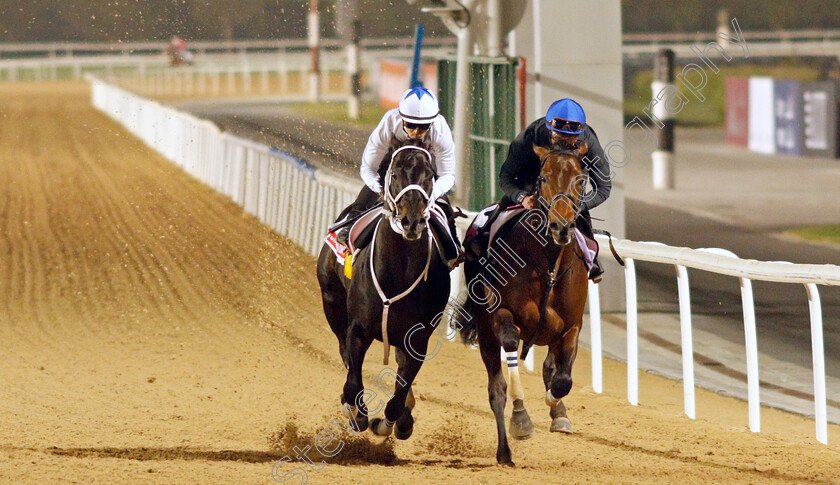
[423,1,474,206]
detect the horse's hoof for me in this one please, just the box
[370,417,393,437]
[496,452,515,467]
[509,408,535,440]
[550,416,573,433]
[352,415,369,433]
[394,423,414,440]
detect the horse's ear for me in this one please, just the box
[533,144,550,159]
[575,141,589,158]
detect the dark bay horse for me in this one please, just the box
[316,140,451,439]
[457,143,590,465]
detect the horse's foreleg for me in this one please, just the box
[495,309,534,440]
[478,326,513,466]
[371,344,424,439]
[371,348,418,439]
[342,321,372,432]
[546,324,582,433]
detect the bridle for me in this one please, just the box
[383,145,434,235]
[520,148,586,359]
[535,148,585,229]
[372,144,436,365]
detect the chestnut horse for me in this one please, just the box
[457,143,590,465]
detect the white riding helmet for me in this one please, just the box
[398,87,440,124]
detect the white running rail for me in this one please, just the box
[589,234,840,444]
[90,75,362,257]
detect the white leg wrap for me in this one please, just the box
[506,351,525,401]
[545,389,562,407]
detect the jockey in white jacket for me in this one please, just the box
[333,87,458,247]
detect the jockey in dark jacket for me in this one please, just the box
[477,98,611,281]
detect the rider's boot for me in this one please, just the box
[589,255,604,283]
[465,204,502,263]
[336,223,353,247]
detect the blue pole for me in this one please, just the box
[410,23,425,88]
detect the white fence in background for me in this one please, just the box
[111,58,354,99]
[2,38,454,82]
[90,75,362,256]
[89,77,837,446]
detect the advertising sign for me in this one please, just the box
[725,77,749,146]
[773,80,802,155]
[748,77,776,154]
[800,81,838,159]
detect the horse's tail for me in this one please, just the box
[448,293,478,346]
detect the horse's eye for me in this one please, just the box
[538,176,547,184]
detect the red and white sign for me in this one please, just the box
[724,77,749,147]
[377,59,438,110]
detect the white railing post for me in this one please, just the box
[624,257,638,406]
[805,283,828,445]
[675,264,696,420]
[588,280,603,394]
[741,277,761,432]
[699,247,761,432]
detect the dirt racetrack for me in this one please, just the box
[1,82,839,484]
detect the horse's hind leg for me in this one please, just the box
[495,309,534,440]
[478,324,513,465]
[317,246,350,369]
[342,321,372,432]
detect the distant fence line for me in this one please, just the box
[0,39,454,83]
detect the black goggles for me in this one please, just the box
[549,118,583,133]
[404,122,432,131]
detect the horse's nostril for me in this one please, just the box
[401,216,409,226]
[549,222,561,232]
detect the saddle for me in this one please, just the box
[324,203,462,277]
[465,204,598,272]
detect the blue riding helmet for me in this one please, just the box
[545,98,586,135]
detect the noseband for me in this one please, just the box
[383,145,434,234]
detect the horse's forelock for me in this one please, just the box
[391,146,434,186]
